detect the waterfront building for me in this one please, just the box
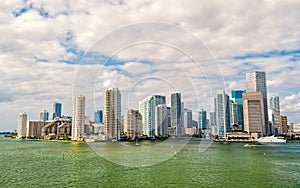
[124,109,143,140]
[230,100,238,129]
[94,110,103,124]
[171,93,183,136]
[139,96,153,137]
[40,110,49,121]
[185,127,200,136]
[279,115,288,134]
[209,112,216,127]
[215,90,230,138]
[198,109,207,130]
[268,109,275,134]
[269,96,280,135]
[246,71,269,135]
[84,116,94,135]
[153,95,166,106]
[139,95,166,138]
[292,123,300,132]
[243,92,264,134]
[167,106,171,127]
[183,108,193,129]
[231,90,246,130]
[42,117,72,139]
[231,90,246,105]
[71,95,86,141]
[52,102,62,119]
[17,112,27,138]
[155,104,169,137]
[104,88,121,141]
[27,120,45,138]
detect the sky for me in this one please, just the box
[1,0,300,131]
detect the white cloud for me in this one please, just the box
[1,0,300,130]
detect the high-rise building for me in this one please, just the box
[183,108,193,129]
[231,90,246,130]
[171,93,183,136]
[269,96,280,135]
[124,109,143,140]
[153,95,166,106]
[215,90,230,138]
[246,71,269,135]
[167,106,171,127]
[139,96,153,137]
[268,109,275,134]
[243,92,264,134]
[209,112,216,127]
[27,120,45,138]
[279,115,288,134]
[104,88,121,141]
[40,110,49,121]
[155,104,169,137]
[94,110,103,124]
[198,109,207,130]
[230,100,238,127]
[71,95,85,141]
[139,95,166,138]
[52,102,62,119]
[17,112,27,138]
[231,90,246,105]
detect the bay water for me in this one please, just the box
[1,135,299,187]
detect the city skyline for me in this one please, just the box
[11,74,294,139]
[1,1,300,131]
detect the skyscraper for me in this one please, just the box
[139,95,166,138]
[17,112,27,138]
[243,92,264,134]
[231,90,246,130]
[71,95,85,141]
[209,112,216,127]
[124,109,142,140]
[246,71,269,135]
[40,110,49,121]
[230,100,238,127]
[171,93,182,136]
[53,102,62,119]
[183,108,193,129]
[269,96,280,135]
[279,115,288,134]
[198,109,207,130]
[153,95,166,106]
[215,90,230,138]
[104,88,121,141]
[231,90,246,105]
[155,104,169,137]
[139,96,153,137]
[94,110,103,124]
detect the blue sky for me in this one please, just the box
[0,0,300,131]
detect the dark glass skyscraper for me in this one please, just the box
[231,90,246,130]
[198,109,207,129]
[94,110,103,124]
[171,93,182,136]
[53,102,62,119]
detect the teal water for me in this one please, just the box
[0,136,299,187]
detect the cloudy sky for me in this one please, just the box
[1,0,300,131]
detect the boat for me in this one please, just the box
[257,135,286,144]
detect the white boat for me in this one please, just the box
[257,135,286,144]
